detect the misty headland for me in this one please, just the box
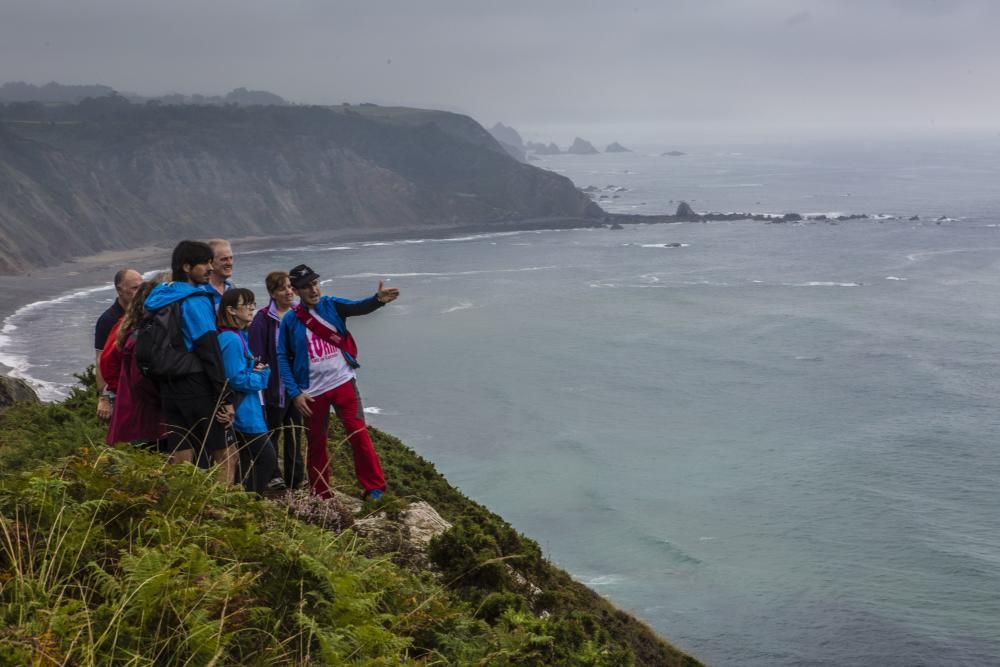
[0,89,925,278]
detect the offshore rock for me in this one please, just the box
[605,142,631,153]
[526,141,562,155]
[566,137,599,155]
[675,201,696,218]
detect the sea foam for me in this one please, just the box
[0,283,120,400]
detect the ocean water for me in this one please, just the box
[4,137,1000,666]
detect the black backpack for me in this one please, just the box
[134,291,210,379]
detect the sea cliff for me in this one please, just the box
[0,99,601,274]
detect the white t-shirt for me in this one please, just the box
[305,312,356,396]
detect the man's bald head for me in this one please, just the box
[114,269,143,307]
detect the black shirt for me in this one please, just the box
[94,300,125,351]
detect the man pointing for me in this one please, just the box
[276,264,400,501]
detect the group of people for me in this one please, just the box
[94,239,400,501]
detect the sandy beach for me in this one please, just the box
[0,217,599,329]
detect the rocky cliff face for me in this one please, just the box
[0,103,601,273]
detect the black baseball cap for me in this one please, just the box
[289,264,320,289]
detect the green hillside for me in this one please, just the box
[0,373,700,666]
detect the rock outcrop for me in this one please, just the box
[526,141,561,155]
[606,142,631,153]
[0,376,40,408]
[675,201,696,217]
[662,150,686,157]
[566,137,599,155]
[353,500,453,568]
[488,122,524,149]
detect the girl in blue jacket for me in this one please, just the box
[217,288,283,494]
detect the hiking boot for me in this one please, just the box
[266,477,287,493]
[364,488,383,502]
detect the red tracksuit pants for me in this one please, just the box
[305,379,385,498]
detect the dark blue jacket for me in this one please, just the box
[276,294,383,399]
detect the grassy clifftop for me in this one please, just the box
[0,374,701,665]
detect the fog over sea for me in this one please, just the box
[4,136,1000,666]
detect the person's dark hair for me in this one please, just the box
[265,271,289,295]
[217,288,256,329]
[171,240,214,283]
[113,269,130,288]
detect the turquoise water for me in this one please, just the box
[4,138,1000,665]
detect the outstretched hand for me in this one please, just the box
[376,280,400,304]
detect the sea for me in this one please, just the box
[3,135,1000,666]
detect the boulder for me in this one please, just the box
[909,215,920,221]
[605,142,631,153]
[609,223,624,230]
[566,137,599,155]
[0,376,40,409]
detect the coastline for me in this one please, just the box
[0,203,895,319]
[0,217,602,319]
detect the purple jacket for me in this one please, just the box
[248,301,285,407]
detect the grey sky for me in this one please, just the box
[2,0,998,142]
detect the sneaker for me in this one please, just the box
[266,477,287,492]
[364,489,383,502]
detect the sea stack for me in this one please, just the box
[675,201,696,217]
[566,137,599,155]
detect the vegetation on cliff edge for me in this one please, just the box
[0,373,700,665]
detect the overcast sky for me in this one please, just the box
[2,0,998,143]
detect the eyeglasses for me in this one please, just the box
[237,302,256,310]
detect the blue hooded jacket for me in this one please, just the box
[218,329,270,434]
[144,281,231,400]
[276,294,383,399]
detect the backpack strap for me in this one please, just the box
[168,289,214,349]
